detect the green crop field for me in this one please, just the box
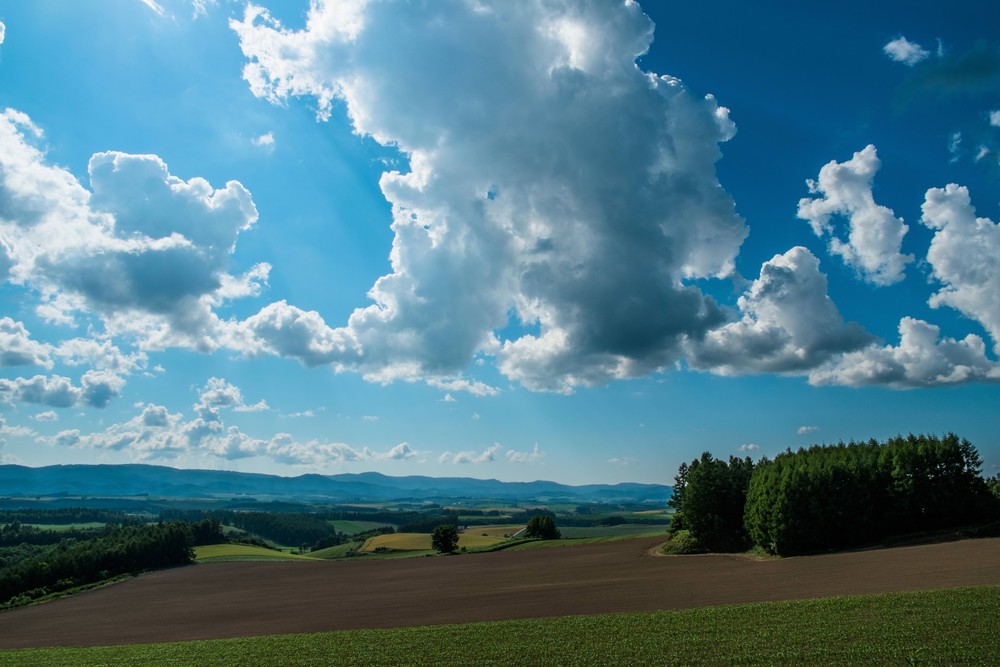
[469,524,523,538]
[193,545,319,562]
[308,542,362,559]
[359,532,505,553]
[327,520,394,535]
[558,524,667,538]
[22,523,107,532]
[3,586,997,665]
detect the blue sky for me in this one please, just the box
[0,0,998,485]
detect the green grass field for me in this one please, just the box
[193,545,319,562]
[358,532,505,553]
[22,523,107,532]
[308,541,363,559]
[3,586,997,665]
[468,524,524,538]
[327,520,395,535]
[558,524,667,538]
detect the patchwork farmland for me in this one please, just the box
[2,535,999,649]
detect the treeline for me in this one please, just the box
[319,508,424,525]
[311,525,395,552]
[668,453,754,552]
[1,522,108,547]
[397,511,462,533]
[161,509,335,547]
[0,508,133,525]
[0,521,210,608]
[671,434,1000,556]
[556,514,665,527]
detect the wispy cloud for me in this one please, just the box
[507,443,544,463]
[607,457,638,466]
[439,443,503,464]
[140,0,165,17]
[252,131,275,151]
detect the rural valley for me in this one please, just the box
[1,434,999,664]
[1,0,999,663]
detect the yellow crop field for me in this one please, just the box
[358,531,506,553]
[472,524,525,538]
[458,533,507,548]
[194,544,319,562]
[359,533,432,552]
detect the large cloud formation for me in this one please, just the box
[232,0,747,393]
[804,183,1000,388]
[687,247,872,374]
[921,184,1000,354]
[0,109,267,352]
[797,145,913,286]
[810,317,999,388]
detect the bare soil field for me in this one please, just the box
[2,536,999,649]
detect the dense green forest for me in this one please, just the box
[0,521,222,608]
[0,508,136,525]
[670,434,1000,556]
[162,509,337,547]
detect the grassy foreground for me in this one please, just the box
[2,586,998,666]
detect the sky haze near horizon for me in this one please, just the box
[0,0,998,485]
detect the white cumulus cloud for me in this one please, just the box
[0,373,124,409]
[54,338,147,375]
[797,145,913,286]
[687,247,872,375]
[195,377,269,417]
[0,109,266,352]
[883,36,931,66]
[921,184,1000,355]
[0,318,53,368]
[810,317,1000,388]
[232,0,747,393]
[0,375,82,408]
[376,442,416,460]
[43,390,414,466]
[0,20,6,46]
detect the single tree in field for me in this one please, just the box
[525,515,560,540]
[431,524,459,554]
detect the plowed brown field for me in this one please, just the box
[2,536,999,649]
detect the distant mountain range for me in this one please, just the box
[0,464,671,503]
